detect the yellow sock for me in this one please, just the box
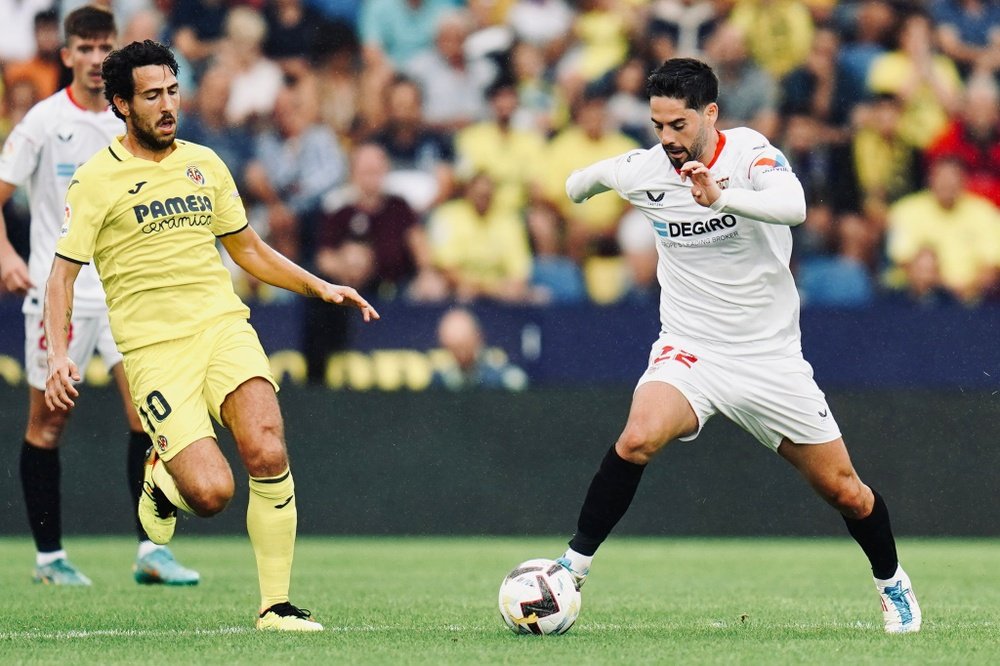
[152,459,194,514]
[247,468,297,611]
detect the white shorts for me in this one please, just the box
[24,311,122,391]
[635,334,842,451]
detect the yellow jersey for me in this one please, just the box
[56,136,250,352]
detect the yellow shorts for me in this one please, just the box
[122,316,278,461]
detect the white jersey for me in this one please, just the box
[0,88,123,315]
[567,127,807,355]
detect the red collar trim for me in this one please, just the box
[65,86,86,111]
[706,130,726,168]
[671,130,727,173]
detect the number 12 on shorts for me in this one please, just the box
[652,345,699,368]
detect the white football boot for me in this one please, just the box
[874,565,922,633]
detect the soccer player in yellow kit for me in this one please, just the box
[43,40,379,631]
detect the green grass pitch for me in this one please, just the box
[3,536,998,665]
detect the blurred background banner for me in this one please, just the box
[1,383,998,537]
[2,298,997,389]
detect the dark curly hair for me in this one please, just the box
[102,40,179,121]
[645,58,718,111]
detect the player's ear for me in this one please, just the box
[60,44,72,69]
[703,103,719,126]
[113,95,130,118]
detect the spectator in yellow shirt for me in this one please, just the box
[728,0,814,79]
[455,79,547,217]
[539,90,638,260]
[867,10,962,149]
[428,172,533,302]
[887,156,1000,303]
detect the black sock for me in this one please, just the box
[20,441,62,553]
[569,446,647,556]
[843,489,898,580]
[127,430,152,541]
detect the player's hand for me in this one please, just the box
[320,283,381,322]
[0,247,33,295]
[679,161,722,208]
[45,355,81,411]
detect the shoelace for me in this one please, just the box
[883,581,913,624]
[263,602,313,619]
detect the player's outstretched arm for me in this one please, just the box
[681,159,806,226]
[220,225,380,322]
[43,256,83,410]
[0,180,33,295]
[565,155,622,203]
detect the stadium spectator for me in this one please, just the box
[2,9,62,100]
[359,0,457,70]
[315,143,445,301]
[310,21,363,141]
[506,0,574,63]
[539,90,638,261]
[509,41,560,135]
[46,39,378,630]
[867,10,963,149]
[851,93,921,225]
[168,0,229,74]
[924,74,1000,207]
[835,0,895,111]
[886,156,1000,303]
[728,0,814,79]
[181,66,255,191]
[607,57,660,147]
[369,76,456,213]
[430,307,529,390]
[0,0,52,65]
[427,171,532,303]
[704,22,779,139]
[403,10,496,132]
[616,207,659,305]
[557,0,636,89]
[0,7,198,586]
[305,143,445,382]
[648,0,719,59]
[930,0,1000,79]
[262,0,330,67]
[526,202,587,305]
[455,78,547,217]
[882,246,961,308]
[216,6,284,126]
[780,25,850,129]
[797,212,877,308]
[782,113,852,210]
[244,81,347,267]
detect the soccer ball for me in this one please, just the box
[498,558,581,635]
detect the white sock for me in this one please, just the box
[37,549,68,567]
[874,564,906,585]
[137,540,163,559]
[562,548,593,573]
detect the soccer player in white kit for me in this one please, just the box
[553,58,921,634]
[0,6,197,586]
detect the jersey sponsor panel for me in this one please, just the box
[57,138,249,353]
[606,128,802,354]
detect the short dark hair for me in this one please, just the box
[63,5,116,41]
[645,58,718,110]
[103,40,179,120]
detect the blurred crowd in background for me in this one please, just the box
[1,0,999,314]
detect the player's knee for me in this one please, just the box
[27,413,70,448]
[822,477,869,518]
[241,439,289,478]
[616,425,665,464]
[186,478,235,517]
